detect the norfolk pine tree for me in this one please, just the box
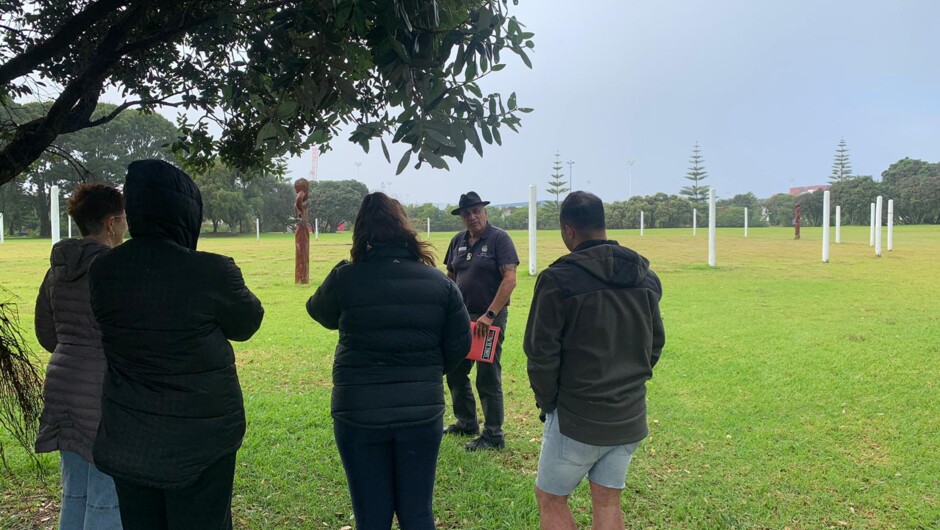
[680,141,710,204]
[546,151,569,207]
[830,138,853,183]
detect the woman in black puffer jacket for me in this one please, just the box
[89,160,264,530]
[308,192,471,530]
[35,183,127,530]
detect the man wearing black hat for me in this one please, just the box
[443,191,519,451]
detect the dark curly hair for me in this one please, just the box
[67,183,124,237]
[351,192,435,267]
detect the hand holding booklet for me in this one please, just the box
[467,322,501,363]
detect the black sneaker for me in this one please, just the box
[443,422,480,436]
[465,435,505,451]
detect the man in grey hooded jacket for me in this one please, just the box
[523,191,665,530]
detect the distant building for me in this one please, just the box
[788,184,830,196]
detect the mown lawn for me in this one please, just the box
[1,226,937,529]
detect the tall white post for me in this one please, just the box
[315,218,319,241]
[869,203,875,247]
[256,218,260,241]
[744,207,748,237]
[875,196,883,257]
[822,190,831,263]
[640,211,645,236]
[692,208,697,236]
[427,217,430,239]
[887,200,894,251]
[528,185,537,276]
[68,216,72,239]
[708,189,716,268]
[835,205,841,244]
[50,185,61,245]
[0,213,4,244]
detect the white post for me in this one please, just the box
[315,218,319,241]
[640,211,645,236]
[869,203,875,247]
[528,185,537,276]
[692,208,697,236]
[0,213,4,244]
[708,189,716,268]
[68,216,72,239]
[256,218,260,241]
[835,205,841,244]
[875,196,883,257]
[427,217,430,239]
[744,207,748,238]
[822,190,831,263]
[50,185,61,245]
[887,200,894,251]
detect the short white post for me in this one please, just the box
[0,212,4,244]
[744,207,748,237]
[528,185,537,276]
[875,196,883,257]
[692,208,697,236]
[68,216,72,239]
[708,189,716,268]
[427,217,430,239]
[887,200,894,251]
[640,211,645,236]
[869,203,875,247]
[314,218,319,241]
[822,190,831,263]
[256,218,260,241]
[835,205,841,244]
[50,185,61,245]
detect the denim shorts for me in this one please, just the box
[535,411,642,496]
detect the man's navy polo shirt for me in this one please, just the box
[444,223,519,314]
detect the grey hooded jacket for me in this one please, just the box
[35,238,112,462]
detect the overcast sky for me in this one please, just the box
[113,0,940,206]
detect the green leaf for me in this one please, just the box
[508,92,517,110]
[256,121,279,146]
[421,148,450,170]
[424,126,456,147]
[380,138,391,162]
[518,49,532,68]
[492,125,502,146]
[491,63,506,71]
[396,150,412,175]
[276,101,299,119]
[479,122,493,144]
[464,122,483,157]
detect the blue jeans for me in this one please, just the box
[59,450,122,530]
[334,417,444,530]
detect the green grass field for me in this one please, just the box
[1,226,938,529]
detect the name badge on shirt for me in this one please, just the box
[458,246,467,252]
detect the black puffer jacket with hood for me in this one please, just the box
[89,159,264,488]
[34,238,111,462]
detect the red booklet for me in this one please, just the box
[467,322,501,363]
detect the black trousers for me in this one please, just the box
[445,309,507,438]
[334,417,443,530]
[111,453,236,530]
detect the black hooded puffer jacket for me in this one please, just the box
[34,238,111,462]
[90,159,264,488]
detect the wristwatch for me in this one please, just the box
[485,309,497,319]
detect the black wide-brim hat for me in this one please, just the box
[451,191,491,215]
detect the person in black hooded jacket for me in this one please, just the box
[89,159,264,530]
[307,192,471,530]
